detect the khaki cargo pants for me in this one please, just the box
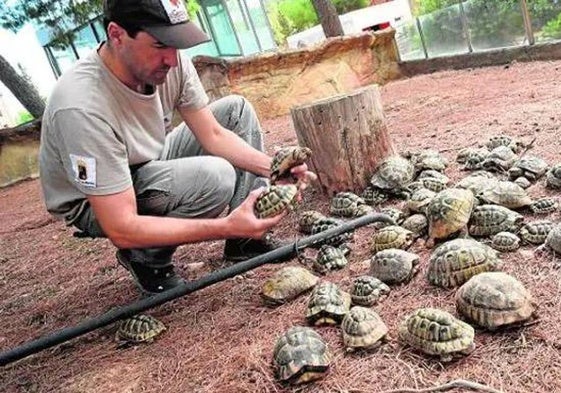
[74,95,267,267]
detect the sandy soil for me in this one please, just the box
[2,59,561,393]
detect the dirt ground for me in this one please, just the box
[2,59,561,393]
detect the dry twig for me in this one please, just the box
[379,379,504,393]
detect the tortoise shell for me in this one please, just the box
[542,223,561,254]
[427,188,475,242]
[417,177,447,193]
[478,181,532,209]
[513,176,531,189]
[306,281,351,326]
[254,185,298,218]
[530,197,558,214]
[350,276,391,306]
[457,147,489,166]
[370,248,420,284]
[272,326,330,385]
[456,272,535,330]
[490,232,521,252]
[313,245,348,274]
[508,155,548,182]
[409,149,448,172]
[401,214,429,237]
[468,204,523,237]
[427,238,501,288]
[115,314,166,344]
[417,169,450,184]
[270,146,312,184]
[519,220,554,245]
[482,146,517,172]
[330,192,371,218]
[484,135,523,152]
[310,217,352,248]
[298,210,326,234]
[261,266,319,305]
[361,186,388,206]
[546,163,561,189]
[406,188,436,215]
[370,155,415,193]
[370,226,414,254]
[398,308,475,362]
[455,171,498,196]
[341,307,388,350]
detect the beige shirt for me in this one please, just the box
[39,46,209,223]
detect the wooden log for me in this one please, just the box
[290,84,395,195]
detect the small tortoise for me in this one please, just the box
[272,326,330,385]
[298,210,326,234]
[513,176,531,189]
[330,192,372,218]
[461,149,491,171]
[415,177,448,193]
[370,155,415,196]
[477,181,532,209]
[405,188,436,215]
[417,169,450,184]
[490,232,521,252]
[310,217,353,248]
[456,272,536,330]
[482,146,518,172]
[530,197,558,214]
[468,204,523,237]
[313,245,348,274]
[370,248,420,284]
[484,135,524,153]
[361,186,389,206]
[398,308,475,362]
[427,238,501,288]
[508,155,548,182]
[455,171,498,196]
[536,224,561,256]
[254,185,298,218]
[546,163,561,189]
[407,149,448,172]
[350,276,391,306]
[115,314,166,344]
[401,214,429,238]
[426,188,475,246]
[306,281,351,326]
[370,225,414,254]
[341,307,388,351]
[456,147,485,164]
[519,220,554,245]
[270,146,312,184]
[261,266,319,305]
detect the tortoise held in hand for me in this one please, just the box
[270,146,312,184]
[398,308,475,362]
[272,326,330,385]
[115,314,166,344]
[342,307,388,351]
[254,185,298,218]
[456,272,536,330]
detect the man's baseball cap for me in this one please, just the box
[104,0,210,49]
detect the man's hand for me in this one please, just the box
[226,188,287,239]
[276,163,318,192]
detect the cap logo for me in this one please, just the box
[160,0,188,24]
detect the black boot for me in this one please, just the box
[223,235,282,262]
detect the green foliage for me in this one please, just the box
[542,11,561,39]
[267,0,369,45]
[15,110,34,125]
[415,0,457,16]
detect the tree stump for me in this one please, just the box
[290,84,395,196]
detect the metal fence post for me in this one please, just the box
[458,0,473,53]
[520,0,535,45]
[415,17,429,59]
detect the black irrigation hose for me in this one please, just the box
[0,212,393,367]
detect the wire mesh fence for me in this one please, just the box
[395,0,561,61]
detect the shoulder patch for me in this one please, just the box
[69,154,96,188]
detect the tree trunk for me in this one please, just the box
[291,85,395,196]
[0,54,45,119]
[311,0,344,38]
